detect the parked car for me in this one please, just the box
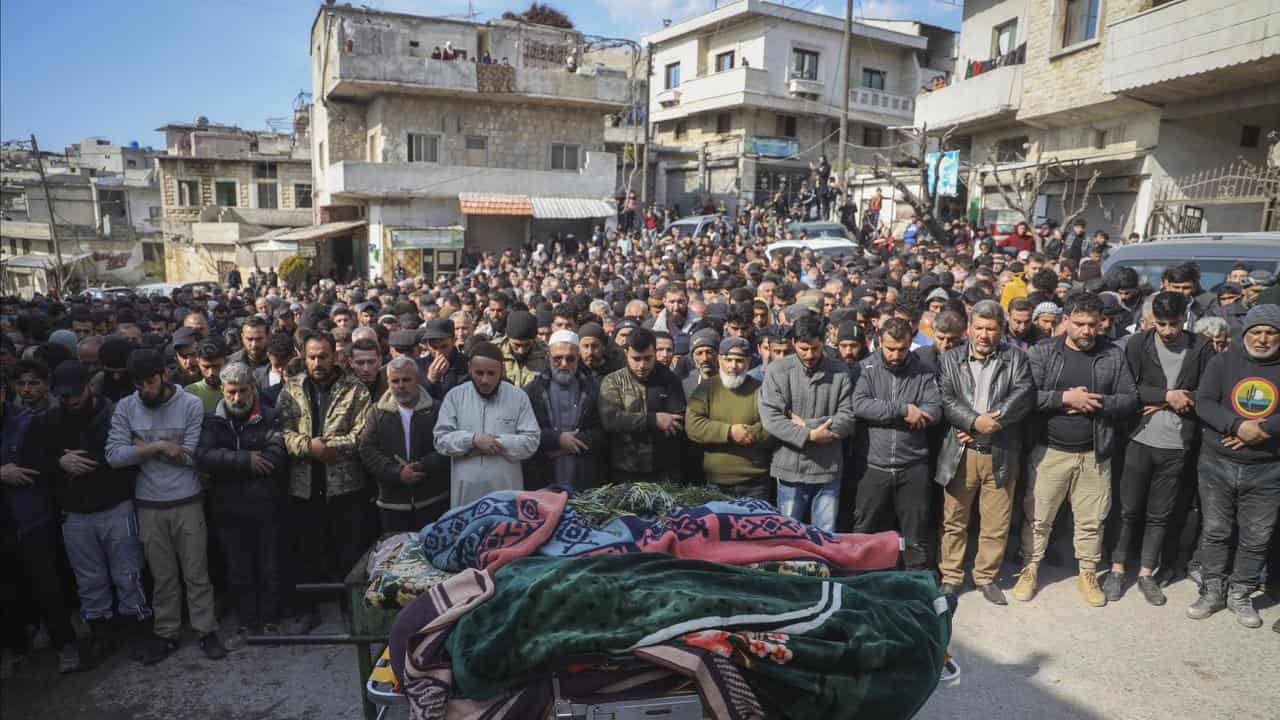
[1101,232,1280,290]
[664,214,728,240]
[785,220,851,240]
[135,283,182,298]
[764,237,862,262]
[84,286,137,302]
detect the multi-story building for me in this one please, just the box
[309,6,636,282]
[916,0,1279,239]
[641,0,954,214]
[155,117,315,282]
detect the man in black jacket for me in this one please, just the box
[1187,304,1280,629]
[358,357,448,532]
[1015,294,1138,607]
[934,301,1035,605]
[29,361,149,660]
[195,362,289,635]
[1109,292,1214,606]
[420,318,469,402]
[523,330,607,492]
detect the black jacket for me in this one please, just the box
[358,391,449,512]
[851,351,943,470]
[933,342,1036,488]
[195,401,289,515]
[1027,335,1139,462]
[28,398,137,515]
[423,349,470,402]
[523,369,607,492]
[1124,329,1214,445]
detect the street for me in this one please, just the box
[3,565,1276,720]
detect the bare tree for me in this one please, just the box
[871,123,958,240]
[984,151,1101,250]
[1057,160,1101,228]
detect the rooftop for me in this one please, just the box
[642,0,928,49]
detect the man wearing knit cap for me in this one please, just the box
[497,310,548,389]
[1188,303,1280,629]
[684,329,720,399]
[1033,301,1062,337]
[578,322,624,382]
[685,336,773,499]
[522,330,606,491]
[434,341,540,507]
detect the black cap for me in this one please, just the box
[50,360,89,397]
[421,318,454,340]
[505,311,537,341]
[172,326,200,349]
[390,329,420,349]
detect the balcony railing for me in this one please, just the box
[849,88,915,119]
[914,64,1024,128]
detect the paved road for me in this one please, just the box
[4,573,1276,720]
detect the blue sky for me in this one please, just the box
[0,0,959,152]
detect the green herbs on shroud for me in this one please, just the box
[568,482,733,528]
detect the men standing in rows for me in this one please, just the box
[434,342,540,506]
[360,357,448,531]
[850,317,942,569]
[759,317,856,532]
[196,363,288,638]
[1016,294,1137,607]
[599,328,688,484]
[523,330,606,491]
[277,331,372,634]
[105,349,225,663]
[31,361,149,661]
[934,301,1034,604]
[498,310,548,389]
[1188,304,1280,628]
[1110,292,1214,605]
[686,337,773,499]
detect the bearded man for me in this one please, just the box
[685,337,773,499]
[522,330,606,491]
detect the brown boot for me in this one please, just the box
[1078,571,1107,607]
[1012,563,1039,602]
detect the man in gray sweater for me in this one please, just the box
[107,349,225,664]
[759,316,857,532]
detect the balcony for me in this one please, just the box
[788,77,825,97]
[915,64,1024,129]
[848,87,915,120]
[325,53,631,109]
[1104,0,1280,103]
[324,152,617,200]
[650,67,772,122]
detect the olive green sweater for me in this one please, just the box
[684,375,774,485]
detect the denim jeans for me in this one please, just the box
[1114,441,1185,570]
[1197,451,1280,589]
[776,479,839,533]
[62,499,151,622]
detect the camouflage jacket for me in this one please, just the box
[498,337,549,389]
[277,369,372,499]
[597,364,686,479]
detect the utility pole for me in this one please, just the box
[641,43,653,205]
[30,134,66,297]
[836,0,853,187]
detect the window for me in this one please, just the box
[992,20,1018,57]
[408,133,438,162]
[148,206,162,219]
[674,120,687,139]
[791,49,819,80]
[664,62,681,89]
[142,242,160,262]
[465,136,487,151]
[295,183,313,208]
[95,139,111,146]
[126,159,138,169]
[256,182,279,209]
[551,143,580,171]
[1241,125,1261,148]
[776,115,797,138]
[253,162,278,179]
[716,113,731,134]
[215,181,238,207]
[1062,0,1100,47]
[99,190,126,219]
[714,51,734,73]
[863,127,884,147]
[178,179,200,207]
[996,136,1029,162]
[861,68,886,90]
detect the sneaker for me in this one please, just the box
[1078,572,1107,607]
[57,644,82,674]
[199,632,228,660]
[1136,576,1167,606]
[1012,563,1039,602]
[1102,571,1125,602]
[1186,591,1226,620]
[283,610,322,636]
[139,634,179,665]
[1227,586,1262,629]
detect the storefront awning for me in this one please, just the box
[530,197,616,220]
[459,193,533,216]
[2,252,93,270]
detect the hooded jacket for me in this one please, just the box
[933,342,1035,488]
[434,380,540,508]
[359,389,449,512]
[195,400,288,515]
[851,350,943,470]
[106,385,204,506]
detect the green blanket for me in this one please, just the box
[446,555,951,720]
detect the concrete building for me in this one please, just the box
[155,117,315,282]
[641,0,955,214]
[309,5,637,282]
[66,136,161,176]
[915,0,1280,239]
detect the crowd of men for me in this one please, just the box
[2,211,1279,680]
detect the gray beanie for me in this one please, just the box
[49,329,79,352]
[1243,303,1280,333]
